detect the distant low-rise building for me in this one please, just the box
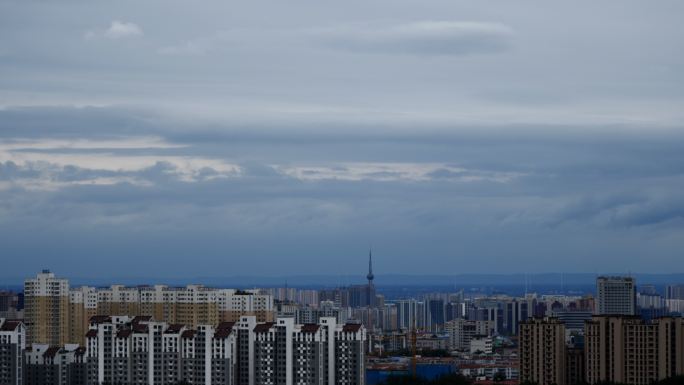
[446,319,494,351]
[469,336,493,355]
[415,333,448,351]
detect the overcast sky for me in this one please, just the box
[1,0,683,280]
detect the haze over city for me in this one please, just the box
[1,0,684,280]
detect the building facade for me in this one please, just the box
[596,276,636,315]
[445,319,494,351]
[24,344,87,385]
[84,315,236,385]
[23,271,275,347]
[585,316,684,385]
[519,318,568,385]
[24,270,70,346]
[78,315,365,385]
[0,319,25,385]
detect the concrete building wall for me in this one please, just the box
[519,318,567,385]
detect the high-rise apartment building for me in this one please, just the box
[596,276,636,315]
[85,315,236,385]
[24,343,87,385]
[549,310,592,334]
[80,315,364,385]
[23,271,275,346]
[585,316,684,385]
[0,319,25,385]
[666,284,684,314]
[296,301,348,325]
[519,318,568,385]
[250,317,364,385]
[68,286,98,347]
[24,270,70,346]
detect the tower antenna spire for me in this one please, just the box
[367,248,374,282]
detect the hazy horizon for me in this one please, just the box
[3,271,684,288]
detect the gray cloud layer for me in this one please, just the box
[317,21,513,55]
[0,0,683,278]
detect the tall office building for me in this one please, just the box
[518,318,569,385]
[425,299,446,332]
[394,300,418,331]
[596,276,636,315]
[24,270,70,346]
[503,299,530,335]
[381,303,398,331]
[0,292,19,313]
[0,319,25,385]
[367,250,375,308]
[0,292,22,321]
[667,284,684,300]
[585,316,684,385]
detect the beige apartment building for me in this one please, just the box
[519,316,684,385]
[23,270,70,346]
[24,271,275,346]
[585,316,684,385]
[68,286,98,347]
[519,317,568,385]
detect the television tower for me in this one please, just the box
[367,249,375,352]
[367,249,375,306]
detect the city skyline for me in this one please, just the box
[2,0,684,277]
[4,270,684,384]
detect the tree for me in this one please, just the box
[380,373,471,385]
[431,373,471,385]
[493,371,506,382]
[657,377,684,385]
